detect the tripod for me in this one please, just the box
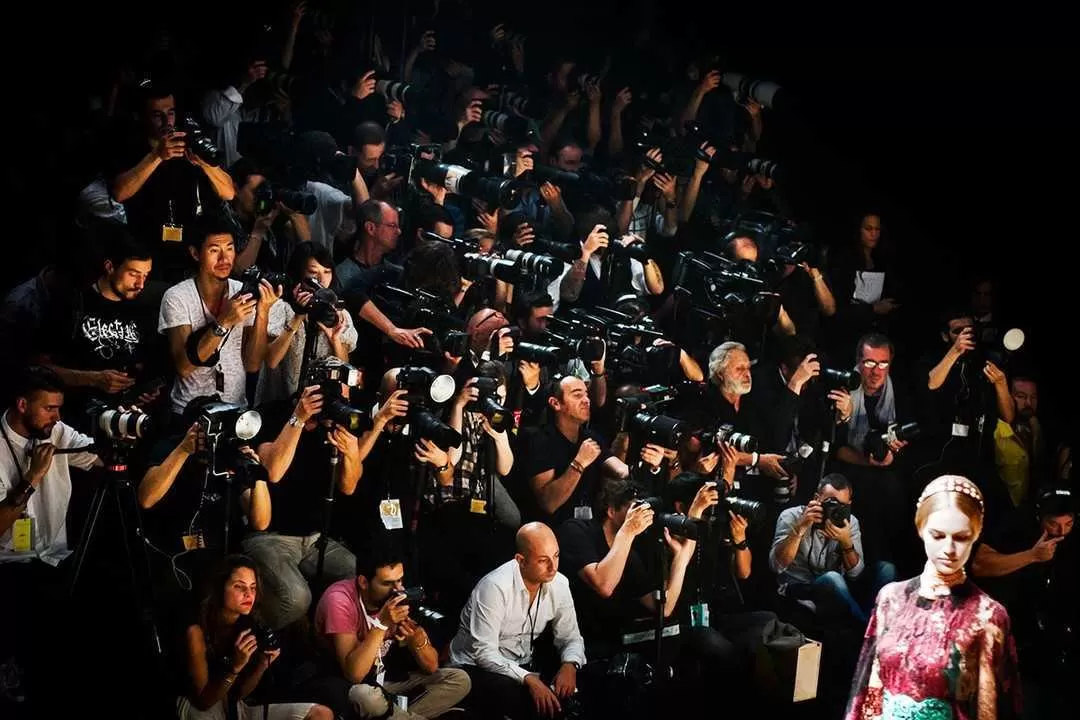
[68,441,162,659]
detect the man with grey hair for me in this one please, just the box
[703,341,790,483]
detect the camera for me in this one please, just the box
[412,159,521,210]
[376,79,413,104]
[512,341,571,366]
[253,181,317,216]
[238,266,292,299]
[866,422,921,463]
[719,71,783,110]
[397,366,461,451]
[466,377,512,433]
[819,367,860,392]
[229,446,270,489]
[85,399,153,441]
[479,109,534,141]
[175,114,224,166]
[634,497,699,539]
[504,249,564,280]
[721,487,763,524]
[304,358,369,433]
[818,497,852,529]
[195,401,263,446]
[628,412,685,449]
[708,424,758,453]
[528,236,582,263]
[294,278,346,328]
[544,322,606,364]
[237,616,279,651]
[394,586,447,626]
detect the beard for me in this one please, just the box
[723,377,752,396]
[1017,408,1035,421]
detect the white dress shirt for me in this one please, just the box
[449,559,586,682]
[0,413,97,566]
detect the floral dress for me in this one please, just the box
[846,579,1021,720]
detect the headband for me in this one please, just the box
[916,475,984,513]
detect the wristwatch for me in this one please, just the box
[288,415,304,429]
[211,322,229,337]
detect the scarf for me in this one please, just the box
[918,560,966,599]
[847,374,896,452]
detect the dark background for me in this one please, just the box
[4,1,1073,413]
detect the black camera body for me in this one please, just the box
[865,421,920,463]
[253,181,317,216]
[466,377,512,433]
[634,496,699,540]
[397,366,461,451]
[628,412,685,450]
[238,267,292,300]
[819,367,861,392]
[175,114,224,166]
[237,615,279,652]
[394,586,447,626]
[293,278,346,329]
[819,497,852,529]
[709,423,758,453]
[304,359,368,433]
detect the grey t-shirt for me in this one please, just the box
[158,278,254,413]
[769,505,865,595]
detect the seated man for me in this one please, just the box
[769,474,895,628]
[314,536,470,719]
[449,522,587,720]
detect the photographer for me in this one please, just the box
[918,308,1014,476]
[36,226,165,427]
[769,474,894,630]
[294,131,369,252]
[137,396,271,576]
[520,376,629,527]
[347,122,403,201]
[238,382,370,630]
[557,478,701,659]
[257,242,356,405]
[613,148,679,240]
[724,233,799,337]
[993,376,1046,508]
[226,159,313,274]
[178,555,333,720]
[159,213,279,420]
[108,83,235,283]
[702,341,790,485]
[314,537,470,719]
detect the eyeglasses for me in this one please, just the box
[861,360,890,370]
[377,221,401,231]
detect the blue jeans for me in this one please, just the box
[812,561,896,625]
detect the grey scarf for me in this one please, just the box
[847,375,896,451]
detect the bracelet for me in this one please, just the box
[750,452,760,468]
[732,539,749,550]
[569,461,585,474]
[413,637,431,651]
[13,483,35,504]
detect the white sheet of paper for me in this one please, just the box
[853,271,885,304]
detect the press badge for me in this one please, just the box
[182,533,206,551]
[689,602,710,628]
[161,223,183,243]
[380,499,404,530]
[13,516,33,552]
[951,423,970,438]
[573,505,593,521]
[469,498,487,515]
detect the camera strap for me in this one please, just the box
[1,421,31,488]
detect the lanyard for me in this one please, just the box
[1,421,30,488]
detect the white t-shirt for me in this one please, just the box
[159,278,255,414]
[255,299,358,405]
[305,181,352,253]
[0,414,97,565]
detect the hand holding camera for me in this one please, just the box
[983,361,1007,388]
[798,499,824,534]
[513,221,536,246]
[375,389,410,429]
[454,379,481,409]
[828,388,853,421]
[328,425,360,456]
[758,453,790,480]
[512,150,534,178]
[688,481,720,520]
[620,500,655,538]
[728,511,749,544]
[613,86,633,113]
[788,353,821,393]
[639,443,666,469]
[232,629,260,673]
[518,360,542,392]
[354,70,377,100]
[652,172,677,202]
[219,292,257,330]
[414,438,450,468]
[698,69,722,95]
[179,422,201,456]
[581,224,609,260]
[154,130,187,162]
[378,592,410,629]
[820,514,853,546]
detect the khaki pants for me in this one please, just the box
[349,668,471,719]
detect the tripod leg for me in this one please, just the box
[114,483,164,659]
[68,480,110,596]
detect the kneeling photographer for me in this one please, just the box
[242,363,379,630]
[769,474,895,633]
[420,362,521,610]
[557,478,741,699]
[138,395,272,590]
[664,467,784,702]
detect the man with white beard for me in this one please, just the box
[702,341,791,484]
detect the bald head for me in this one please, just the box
[515,522,560,586]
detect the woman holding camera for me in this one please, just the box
[257,242,357,405]
[179,554,333,720]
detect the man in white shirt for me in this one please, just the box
[449,522,586,720]
[0,367,99,709]
[158,213,277,421]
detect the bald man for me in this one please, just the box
[449,523,586,720]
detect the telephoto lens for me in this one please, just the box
[86,400,153,441]
[713,424,757,453]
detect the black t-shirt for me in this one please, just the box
[141,434,246,555]
[252,400,338,537]
[107,134,221,281]
[518,425,613,528]
[557,518,652,656]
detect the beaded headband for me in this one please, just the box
[916,475,984,513]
